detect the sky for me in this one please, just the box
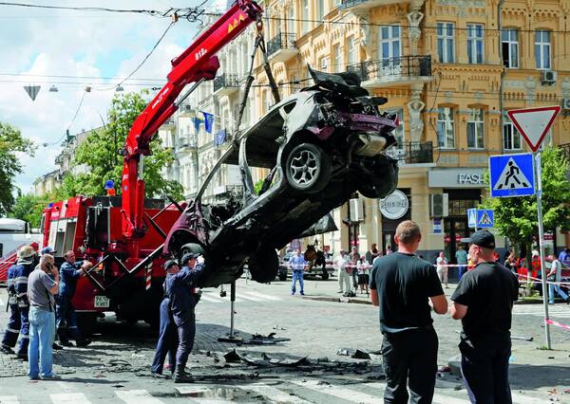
[0,0,228,195]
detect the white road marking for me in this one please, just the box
[0,396,19,404]
[241,384,311,403]
[50,393,91,404]
[55,381,77,391]
[235,294,263,302]
[115,390,163,404]
[291,380,379,403]
[243,291,281,301]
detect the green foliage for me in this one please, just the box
[68,91,183,200]
[481,147,570,250]
[0,123,37,215]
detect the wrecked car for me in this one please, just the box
[165,66,399,287]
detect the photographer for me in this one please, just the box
[27,254,60,380]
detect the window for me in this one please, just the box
[287,7,295,36]
[467,24,484,64]
[347,37,356,66]
[437,107,455,148]
[333,44,341,72]
[437,23,455,63]
[535,30,551,69]
[320,56,329,72]
[467,109,484,149]
[379,25,402,74]
[302,0,309,35]
[317,0,325,20]
[502,29,519,68]
[503,120,522,150]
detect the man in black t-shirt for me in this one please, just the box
[451,230,519,404]
[370,220,448,404]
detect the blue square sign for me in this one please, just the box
[468,208,494,229]
[489,153,535,198]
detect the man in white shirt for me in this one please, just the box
[335,250,351,294]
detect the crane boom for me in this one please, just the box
[121,0,263,238]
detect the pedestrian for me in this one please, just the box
[385,245,393,255]
[504,252,517,274]
[451,230,519,404]
[27,254,61,380]
[335,250,351,294]
[547,254,569,304]
[369,220,448,403]
[56,250,92,347]
[356,258,369,295]
[13,245,37,361]
[288,249,306,296]
[558,247,569,264]
[350,247,360,289]
[436,251,449,288]
[151,260,180,378]
[365,243,380,265]
[455,244,468,281]
[167,252,205,383]
[1,260,21,354]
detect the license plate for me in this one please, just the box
[94,295,110,308]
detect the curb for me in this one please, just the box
[302,296,372,305]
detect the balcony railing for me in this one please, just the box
[386,141,434,165]
[347,56,432,85]
[267,33,297,61]
[339,0,407,10]
[213,74,240,93]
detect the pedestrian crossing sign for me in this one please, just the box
[467,208,494,228]
[489,153,535,198]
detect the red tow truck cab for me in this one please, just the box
[41,196,184,330]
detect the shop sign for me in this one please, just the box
[433,218,442,234]
[380,190,409,220]
[429,168,487,188]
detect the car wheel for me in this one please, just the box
[321,272,329,281]
[179,243,205,260]
[285,143,331,193]
[358,159,398,199]
[248,247,279,283]
[279,273,287,281]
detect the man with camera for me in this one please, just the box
[27,254,60,380]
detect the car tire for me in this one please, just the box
[321,272,329,281]
[285,143,331,193]
[179,243,205,259]
[248,247,279,283]
[278,273,287,281]
[358,158,398,199]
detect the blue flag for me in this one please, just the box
[214,129,227,146]
[202,111,214,134]
[193,117,202,133]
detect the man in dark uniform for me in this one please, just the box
[369,220,448,403]
[13,245,37,360]
[56,250,92,347]
[151,259,179,378]
[451,230,519,404]
[1,262,21,354]
[167,252,205,383]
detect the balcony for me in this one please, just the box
[267,33,298,63]
[213,74,241,96]
[338,0,408,11]
[386,141,434,165]
[560,143,570,161]
[347,56,432,89]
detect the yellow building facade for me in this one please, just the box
[246,0,569,262]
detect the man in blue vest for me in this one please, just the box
[1,262,21,354]
[167,252,205,383]
[56,250,92,347]
[13,245,37,360]
[288,249,307,295]
[151,259,179,378]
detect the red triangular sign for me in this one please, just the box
[507,106,560,152]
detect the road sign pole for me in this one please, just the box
[535,151,551,349]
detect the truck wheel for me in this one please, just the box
[285,143,331,193]
[76,312,98,337]
[278,273,287,281]
[248,247,279,283]
[321,271,329,281]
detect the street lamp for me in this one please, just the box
[115,85,124,92]
[49,85,58,93]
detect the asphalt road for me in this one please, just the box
[0,277,569,403]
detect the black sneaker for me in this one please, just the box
[16,353,28,361]
[76,338,92,348]
[59,341,74,347]
[0,345,14,355]
[52,342,64,350]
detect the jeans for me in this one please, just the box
[56,295,81,341]
[28,306,56,379]
[549,283,569,304]
[381,327,438,404]
[458,265,466,281]
[291,271,304,294]
[459,335,512,404]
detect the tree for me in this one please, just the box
[482,147,570,252]
[69,90,183,199]
[7,193,47,228]
[0,123,36,216]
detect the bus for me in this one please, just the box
[0,218,42,284]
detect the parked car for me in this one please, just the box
[164,66,399,287]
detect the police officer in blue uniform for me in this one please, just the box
[56,250,92,347]
[13,245,37,360]
[167,252,205,383]
[151,259,179,378]
[1,262,21,354]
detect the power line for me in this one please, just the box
[0,2,170,17]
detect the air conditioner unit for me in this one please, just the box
[561,98,570,110]
[541,70,556,85]
[430,193,449,217]
[350,198,365,222]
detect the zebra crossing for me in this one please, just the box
[0,378,551,404]
[513,303,570,318]
[199,290,281,304]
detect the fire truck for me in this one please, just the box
[40,0,265,331]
